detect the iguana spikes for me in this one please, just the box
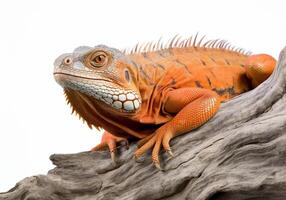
[123,34,251,56]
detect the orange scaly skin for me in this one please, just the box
[53,37,276,169]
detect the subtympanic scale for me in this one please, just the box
[90,84,141,112]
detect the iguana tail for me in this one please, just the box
[245,54,276,87]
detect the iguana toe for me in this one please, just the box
[135,127,174,170]
[162,131,174,158]
[137,134,155,148]
[91,131,128,163]
[134,135,156,159]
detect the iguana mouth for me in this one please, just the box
[53,72,112,83]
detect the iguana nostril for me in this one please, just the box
[64,57,72,65]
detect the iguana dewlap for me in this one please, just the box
[53,36,276,169]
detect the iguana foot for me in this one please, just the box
[91,131,128,163]
[137,133,155,148]
[134,126,174,170]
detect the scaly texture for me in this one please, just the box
[1,46,286,200]
[53,36,276,168]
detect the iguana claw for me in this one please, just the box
[154,161,163,171]
[110,151,116,164]
[166,149,174,158]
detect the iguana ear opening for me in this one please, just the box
[124,69,131,82]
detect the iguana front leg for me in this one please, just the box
[134,88,221,169]
[91,131,128,163]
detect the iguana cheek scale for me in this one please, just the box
[53,36,276,169]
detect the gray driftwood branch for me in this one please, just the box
[2,48,286,200]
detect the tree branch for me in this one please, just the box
[2,48,286,200]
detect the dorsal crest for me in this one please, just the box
[122,34,252,56]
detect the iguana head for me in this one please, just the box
[54,45,141,114]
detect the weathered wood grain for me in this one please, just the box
[1,48,286,200]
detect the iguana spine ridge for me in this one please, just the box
[123,34,252,55]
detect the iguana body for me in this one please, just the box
[54,36,276,169]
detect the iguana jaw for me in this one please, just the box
[54,72,141,113]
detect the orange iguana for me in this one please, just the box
[53,35,276,169]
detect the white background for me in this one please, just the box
[1,0,286,192]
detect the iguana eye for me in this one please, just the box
[90,51,108,68]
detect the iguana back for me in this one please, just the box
[129,41,251,102]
